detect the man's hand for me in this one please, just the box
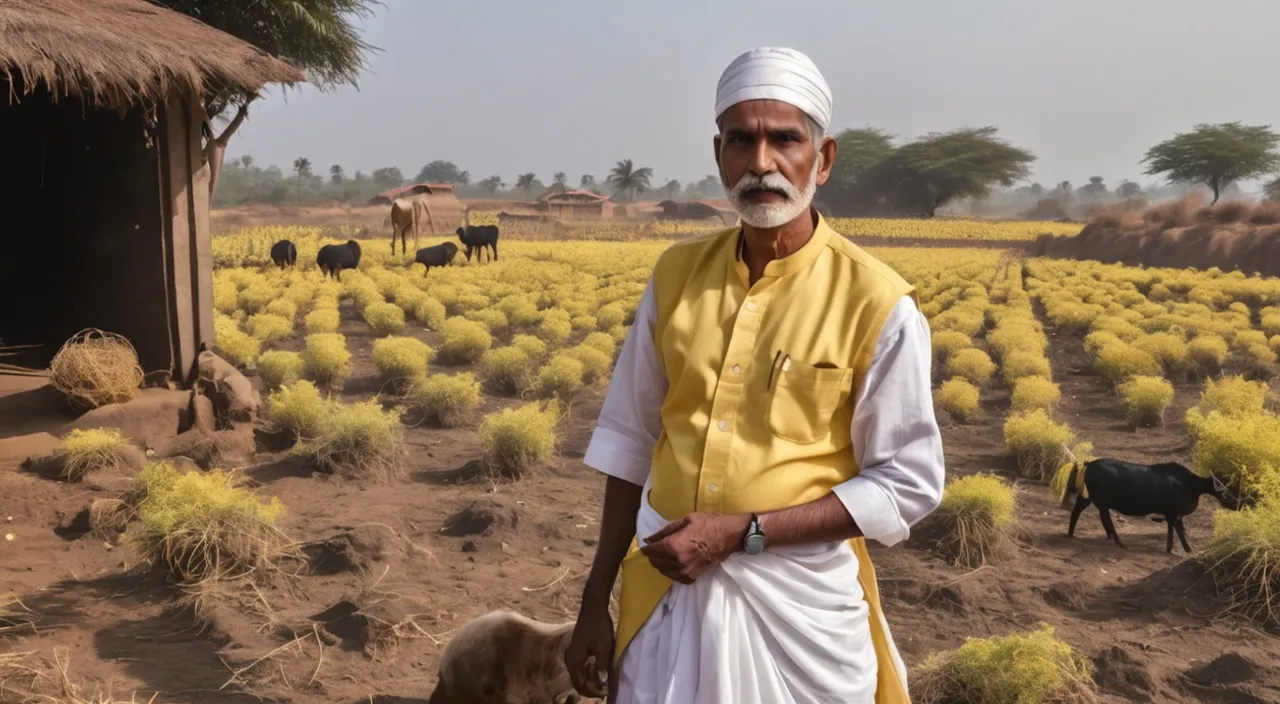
[565,598,614,699]
[639,512,752,584]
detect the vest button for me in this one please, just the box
[745,301,758,312]
[707,483,720,493]
[717,419,729,431]
[731,364,741,375]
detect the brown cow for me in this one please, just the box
[428,610,580,704]
[390,196,439,256]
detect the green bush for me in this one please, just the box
[480,347,536,395]
[1004,409,1074,480]
[1011,376,1061,414]
[934,474,1017,567]
[535,354,586,398]
[371,336,433,389]
[914,625,1096,704]
[363,301,407,336]
[257,350,304,390]
[945,348,996,386]
[301,333,352,387]
[479,402,560,477]
[1117,375,1175,427]
[936,379,981,423]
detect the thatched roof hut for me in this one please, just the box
[0,0,302,381]
[537,189,614,220]
[1,0,301,108]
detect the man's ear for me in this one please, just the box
[814,136,837,187]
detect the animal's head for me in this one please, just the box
[1209,472,1242,510]
[455,226,466,239]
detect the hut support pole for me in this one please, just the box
[159,89,215,385]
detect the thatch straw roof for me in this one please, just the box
[0,0,304,109]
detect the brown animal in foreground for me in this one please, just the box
[390,196,440,255]
[428,610,581,704]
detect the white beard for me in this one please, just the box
[723,158,819,229]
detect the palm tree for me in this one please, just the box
[580,174,596,188]
[553,172,568,186]
[663,179,681,200]
[293,157,312,198]
[606,159,654,201]
[516,172,538,196]
[329,164,344,184]
[239,155,254,169]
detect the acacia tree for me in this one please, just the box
[479,175,504,194]
[859,127,1035,217]
[606,159,654,201]
[156,0,382,198]
[1142,122,1280,204]
[515,173,540,196]
[293,157,312,196]
[415,160,468,184]
[1115,180,1142,199]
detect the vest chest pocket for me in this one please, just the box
[767,357,855,444]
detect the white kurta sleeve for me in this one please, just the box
[582,276,667,487]
[832,295,946,547]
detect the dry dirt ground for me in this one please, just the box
[3,272,1280,703]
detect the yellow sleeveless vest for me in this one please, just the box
[614,214,916,703]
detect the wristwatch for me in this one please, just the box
[742,513,765,555]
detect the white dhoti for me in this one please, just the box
[615,484,882,704]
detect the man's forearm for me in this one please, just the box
[581,476,643,606]
[755,492,863,548]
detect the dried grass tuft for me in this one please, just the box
[48,329,144,412]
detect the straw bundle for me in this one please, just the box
[48,329,144,412]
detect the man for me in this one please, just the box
[565,46,945,704]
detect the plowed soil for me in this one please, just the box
[2,292,1279,703]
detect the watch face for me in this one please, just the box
[745,533,765,555]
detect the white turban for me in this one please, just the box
[714,46,833,130]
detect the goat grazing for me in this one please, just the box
[1062,458,1240,553]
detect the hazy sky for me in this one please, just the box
[230,0,1280,193]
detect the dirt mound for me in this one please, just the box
[62,388,212,449]
[1093,645,1155,701]
[1031,195,1280,276]
[440,497,520,539]
[1186,652,1260,687]
[1042,580,1088,611]
[310,592,432,658]
[303,525,428,575]
[0,432,60,469]
[153,428,256,469]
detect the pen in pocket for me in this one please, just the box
[766,350,790,390]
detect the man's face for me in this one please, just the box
[715,99,834,229]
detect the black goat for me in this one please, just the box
[270,239,297,269]
[456,223,499,263]
[316,240,362,281]
[1062,458,1240,553]
[414,241,459,276]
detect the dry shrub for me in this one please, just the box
[936,378,980,423]
[246,313,293,345]
[565,344,612,385]
[1116,375,1174,427]
[301,333,352,387]
[55,428,143,482]
[537,311,574,347]
[1092,341,1161,385]
[213,314,261,367]
[371,336,433,390]
[913,624,1097,704]
[535,354,586,398]
[264,380,332,439]
[0,648,141,704]
[48,329,145,412]
[295,400,404,482]
[439,318,493,365]
[363,301,407,336]
[0,593,38,636]
[256,350,304,390]
[88,498,131,541]
[1186,375,1270,429]
[581,331,617,358]
[1241,343,1278,379]
[1188,411,1280,502]
[404,373,482,428]
[479,346,536,395]
[128,461,291,583]
[303,307,341,334]
[479,401,561,478]
[933,474,1017,567]
[413,296,447,330]
[511,334,549,361]
[1002,350,1051,385]
[1189,333,1230,374]
[1004,410,1074,480]
[931,330,974,362]
[1133,332,1194,378]
[1011,376,1061,414]
[1203,496,1280,625]
[945,348,996,386]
